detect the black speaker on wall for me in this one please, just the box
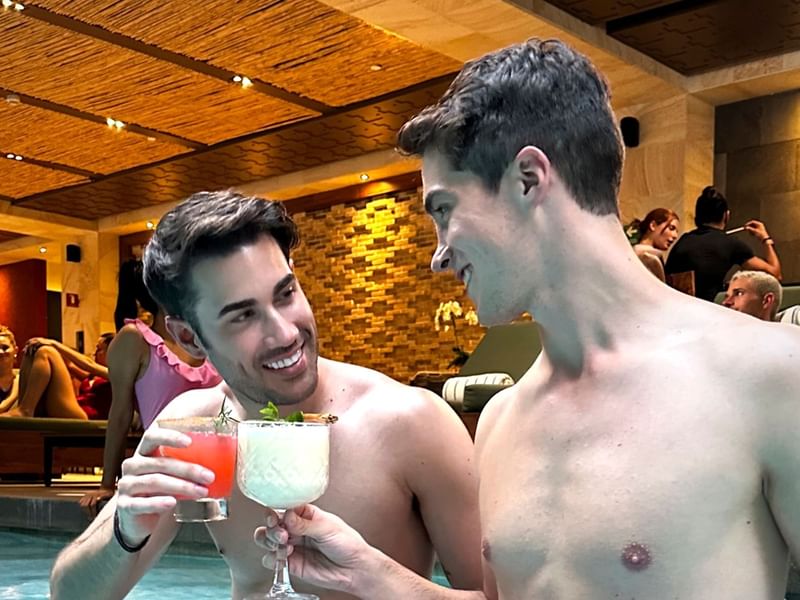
[66,244,81,263]
[620,117,640,148]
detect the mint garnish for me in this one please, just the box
[259,401,304,422]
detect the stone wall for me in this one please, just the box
[292,189,485,384]
[715,90,800,283]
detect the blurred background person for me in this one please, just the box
[79,259,222,509]
[666,186,781,301]
[630,207,680,281]
[0,325,19,413]
[722,270,800,324]
[0,334,113,419]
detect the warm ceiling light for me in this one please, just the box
[145,220,155,230]
[359,173,370,181]
[106,117,125,130]
[146,136,156,142]
[14,154,22,160]
[240,76,253,88]
[38,246,47,254]
[5,153,13,159]
[370,64,383,71]
[14,2,23,9]
[232,75,242,83]
[4,94,20,105]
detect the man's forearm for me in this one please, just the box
[356,548,488,600]
[50,510,142,600]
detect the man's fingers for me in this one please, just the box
[136,428,192,457]
[121,453,215,487]
[118,472,209,500]
[117,494,177,515]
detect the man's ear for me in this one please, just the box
[763,292,776,311]
[288,257,295,271]
[511,146,550,203]
[165,316,207,360]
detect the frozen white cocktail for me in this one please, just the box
[237,420,331,600]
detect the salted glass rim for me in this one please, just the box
[238,419,329,428]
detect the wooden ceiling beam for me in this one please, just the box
[0,151,100,179]
[0,86,205,150]
[19,3,333,115]
[606,0,725,33]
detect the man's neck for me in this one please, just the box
[701,221,725,230]
[523,197,681,378]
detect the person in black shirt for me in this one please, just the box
[665,186,781,301]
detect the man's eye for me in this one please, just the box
[231,310,255,323]
[280,286,296,300]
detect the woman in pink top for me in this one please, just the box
[80,260,221,509]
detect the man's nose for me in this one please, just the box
[431,244,452,273]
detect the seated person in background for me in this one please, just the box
[631,208,680,281]
[79,259,222,509]
[51,191,482,600]
[1,334,114,419]
[0,325,19,413]
[722,270,800,324]
[666,186,781,300]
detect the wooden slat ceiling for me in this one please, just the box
[17,81,450,219]
[544,0,800,74]
[0,0,460,208]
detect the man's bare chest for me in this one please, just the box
[478,388,768,596]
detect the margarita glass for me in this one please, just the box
[158,416,237,522]
[237,420,330,600]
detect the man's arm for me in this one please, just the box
[760,335,800,560]
[51,422,214,599]
[257,504,496,600]
[400,388,483,590]
[742,220,782,280]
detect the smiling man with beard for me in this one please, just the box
[49,191,482,600]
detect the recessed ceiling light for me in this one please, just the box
[232,75,242,83]
[359,173,370,181]
[38,246,47,254]
[370,64,383,72]
[146,136,156,142]
[14,2,23,9]
[4,94,20,105]
[5,153,13,159]
[14,154,22,160]
[240,76,253,88]
[106,117,125,130]
[146,220,155,230]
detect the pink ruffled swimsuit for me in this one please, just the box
[127,319,222,428]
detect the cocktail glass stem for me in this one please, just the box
[268,510,303,598]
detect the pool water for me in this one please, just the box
[0,529,450,598]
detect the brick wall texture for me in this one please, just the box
[291,188,486,384]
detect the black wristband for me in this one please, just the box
[763,236,773,244]
[113,509,150,553]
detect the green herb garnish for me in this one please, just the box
[259,401,304,422]
[214,395,239,431]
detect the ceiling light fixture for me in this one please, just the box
[14,2,23,9]
[4,94,20,105]
[5,153,13,159]
[359,173,370,181]
[232,75,253,88]
[38,246,47,254]
[106,117,125,130]
[146,220,155,230]
[370,64,383,71]
[14,154,22,160]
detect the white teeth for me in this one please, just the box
[265,348,302,370]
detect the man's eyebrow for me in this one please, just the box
[423,189,448,215]
[273,273,296,295]
[216,273,296,319]
[217,299,256,319]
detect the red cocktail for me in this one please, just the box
[157,416,237,522]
